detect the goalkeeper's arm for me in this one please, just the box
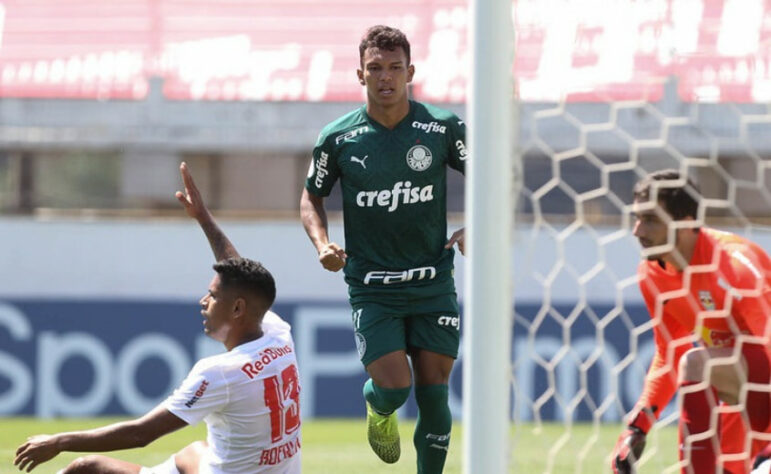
[611,406,657,474]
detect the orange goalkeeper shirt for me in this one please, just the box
[636,227,771,415]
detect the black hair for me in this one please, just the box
[213,257,276,308]
[359,25,411,65]
[633,169,700,220]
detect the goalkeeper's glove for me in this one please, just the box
[753,443,771,470]
[612,406,656,474]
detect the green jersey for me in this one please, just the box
[305,100,466,290]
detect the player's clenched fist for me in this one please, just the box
[319,242,347,272]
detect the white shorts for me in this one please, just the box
[139,455,180,474]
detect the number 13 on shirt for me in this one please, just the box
[263,364,301,443]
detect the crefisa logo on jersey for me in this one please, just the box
[455,140,467,160]
[437,315,460,330]
[314,151,329,188]
[412,121,446,134]
[406,145,432,171]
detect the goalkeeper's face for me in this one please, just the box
[632,198,676,261]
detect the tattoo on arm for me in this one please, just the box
[200,220,240,260]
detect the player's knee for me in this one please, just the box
[680,348,708,382]
[63,455,109,473]
[175,440,207,472]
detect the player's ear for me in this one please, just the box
[407,64,415,83]
[232,297,246,319]
[357,69,365,85]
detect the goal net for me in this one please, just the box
[498,0,771,472]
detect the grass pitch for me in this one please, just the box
[1,417,678,473]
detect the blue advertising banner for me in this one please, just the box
[0,299,657,420]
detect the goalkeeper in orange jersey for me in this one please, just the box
[612,169,771,474]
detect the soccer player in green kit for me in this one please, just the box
[300,25,466,474]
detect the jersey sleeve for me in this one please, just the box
[446,115,467,174]
[726,243,771,343]
[635,267,693,418]
[163,358,228,426]
[304,131,340,197]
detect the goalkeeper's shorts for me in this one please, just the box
[349,289,460,367]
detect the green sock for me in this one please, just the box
[414,384,451,474]
[363,378,411,415]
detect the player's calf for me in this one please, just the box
[414,384,452,474]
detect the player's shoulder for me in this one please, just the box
[412,101,464,125]
[315,106,369,148]
[189,350,229,377]
[704,227,770,281]
[262,310,293,338]
[703,227,761,264]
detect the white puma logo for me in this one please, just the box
[351,155,368,169]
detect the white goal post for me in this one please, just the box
[462,0,515,473]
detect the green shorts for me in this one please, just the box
[350,291,460,367]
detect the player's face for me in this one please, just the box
[632,198,674,260]
[357,47,414,109]
[199,274,234,342]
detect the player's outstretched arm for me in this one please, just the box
[300,188,346,272]
[14,406,186,472]
[175,162,240,261]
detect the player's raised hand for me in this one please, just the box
[319,242,347,272]
[175,162,211,221]
[14,435,60,472]
[445,227,465,255]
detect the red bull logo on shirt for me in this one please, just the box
[699,290,716,311]
[240,345,294,379]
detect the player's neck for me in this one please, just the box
[366,100,410,129]
[663,230,699,271]
[226,327,264,351]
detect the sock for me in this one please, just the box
[414,384,452,474]
[679,381,720,474]
[363,378,410,415]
